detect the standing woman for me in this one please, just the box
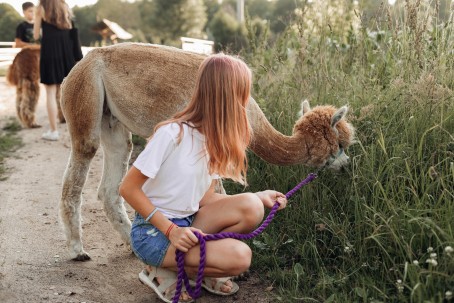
[120,54,288,303]
[34,0,77,141]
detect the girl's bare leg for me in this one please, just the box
[160,193,264,292]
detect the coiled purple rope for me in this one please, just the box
[172,173,318,303]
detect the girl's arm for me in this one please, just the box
[119,167,173,234]
[33,6,42,41]
[119,167,198,251]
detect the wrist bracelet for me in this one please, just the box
[165,223,176,238]
[144,208,158,222]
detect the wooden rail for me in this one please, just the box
[0,42,95,69]
[0,42,20,68]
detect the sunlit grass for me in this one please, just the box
[229,2,454,302]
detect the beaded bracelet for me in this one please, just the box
[144,208,158,222]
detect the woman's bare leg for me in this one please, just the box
[44,84,58,131]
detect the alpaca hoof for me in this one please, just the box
[73,253,91,261]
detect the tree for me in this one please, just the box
[138,0,155,42]
[271,0,305,33]
[94,0,142,30]
[144,0,207,46]
[0,4,23,42]
[208,9,246,52]
[203,0,222,31]
[73,5,99,46]
[246,0,273,20]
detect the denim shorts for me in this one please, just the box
[130,212,194,267]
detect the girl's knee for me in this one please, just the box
[241,193,264,226]
[229,243,252,275]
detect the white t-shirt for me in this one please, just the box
[133,122,218,219]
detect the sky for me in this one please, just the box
[1,0,98,15]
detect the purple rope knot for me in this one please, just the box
[172,173,317,302]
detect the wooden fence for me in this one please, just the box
[0,42,20,68]
[0,42,95,69]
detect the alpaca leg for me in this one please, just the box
[15,85,25,127]
[20,79,41,128]
[56,84,65,123]
[59,56,108,261]
[98,116,133,245]
[60,136,100,260]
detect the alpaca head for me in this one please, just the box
[294,100,355,170]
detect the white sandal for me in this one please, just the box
[139,267,194,303]
[202,276,239,296]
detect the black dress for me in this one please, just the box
[40,21,76,85]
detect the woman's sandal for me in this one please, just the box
[138,267,194,303]
[202,277,239,296]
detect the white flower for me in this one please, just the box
[427,247,434,252]
[344,246,351,253]
[413,260,419,266]
[425,258,438,266]
[445,246,453,254]
[397,279,402,284]
[446,290,453,300]
[430,253,437,259]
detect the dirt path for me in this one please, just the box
[0,77,273,303]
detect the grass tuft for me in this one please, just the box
[0,118,23,180]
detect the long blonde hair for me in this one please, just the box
[155,54,252,184]
[39,0,72,29]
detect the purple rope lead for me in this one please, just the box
[172,173,318,302]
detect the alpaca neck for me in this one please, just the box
[247,98,307,166]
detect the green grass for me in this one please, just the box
[225,2,454,302]
[0,118,23,180]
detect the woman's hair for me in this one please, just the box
[155,54,252,184]
[39,0,72,30]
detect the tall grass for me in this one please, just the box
[228,1,454,301]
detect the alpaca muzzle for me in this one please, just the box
[326,148,350,171]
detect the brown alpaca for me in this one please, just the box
[60,43,355,260]
[6,45,65,128]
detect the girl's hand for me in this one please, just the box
[255,190,287,210]
[168,225,204,252]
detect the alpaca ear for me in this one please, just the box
[300,99,311,116]
[331,106,348,128]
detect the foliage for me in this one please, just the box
[223,0,454,301]
[0,118,22,180]
[142,0,207,46]
[208,9,246,52]
[270,0,306,33]
[0,3,23,42]
[73,5,100,46]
